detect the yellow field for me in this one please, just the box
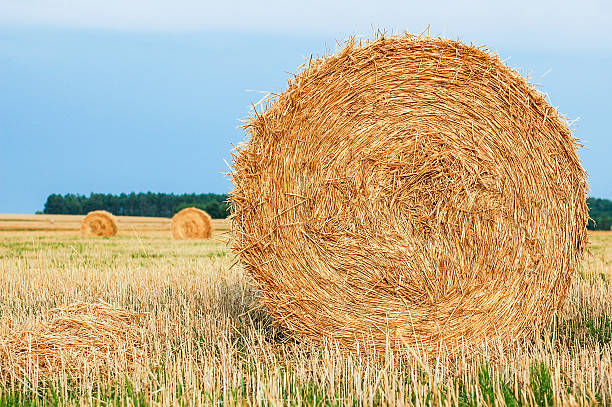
[0,217,611,405]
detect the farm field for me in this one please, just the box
[0,218,611,406]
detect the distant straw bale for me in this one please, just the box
[230,34,589,356]
[172,207,213,239]
[0,302,145,375]
[81,210,118,237]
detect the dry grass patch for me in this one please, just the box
[0,302,146,377]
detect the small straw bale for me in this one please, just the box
[0,302,146,375]
[81,210,118,237]
[230,34,589,356]
[171,207,213,239]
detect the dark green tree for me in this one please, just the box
[42,192,229,218]
[587,197,612,230]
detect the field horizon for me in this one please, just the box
[0,213,229,234]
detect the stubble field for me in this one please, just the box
[0,215,610,406]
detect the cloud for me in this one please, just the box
[1,0,611,50]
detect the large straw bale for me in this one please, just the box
[81,210,118,237]
[171,207,213,239]
[0,302,145,375]
[230,34,589,355]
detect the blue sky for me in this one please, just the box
[0,0,611,213]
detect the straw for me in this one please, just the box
[171,207,213,239]
[81,210,118,237]
[229,34,588,356]
[0,302,145,375]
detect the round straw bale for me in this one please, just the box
[230,35,589,355]
[171,207,213,239]
[81,210,118,237]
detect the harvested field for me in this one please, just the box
[0,224,610,405]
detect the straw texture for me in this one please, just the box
[230,34,588,355]
[0,302,145,375]
[171,207,213,239]
[81,210,118,237]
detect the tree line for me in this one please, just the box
[588,197,612,231]
[42,192,229,219]
[40,193,612,228]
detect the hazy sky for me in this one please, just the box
[1,0,611,213]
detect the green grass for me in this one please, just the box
[558,315,612,347]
